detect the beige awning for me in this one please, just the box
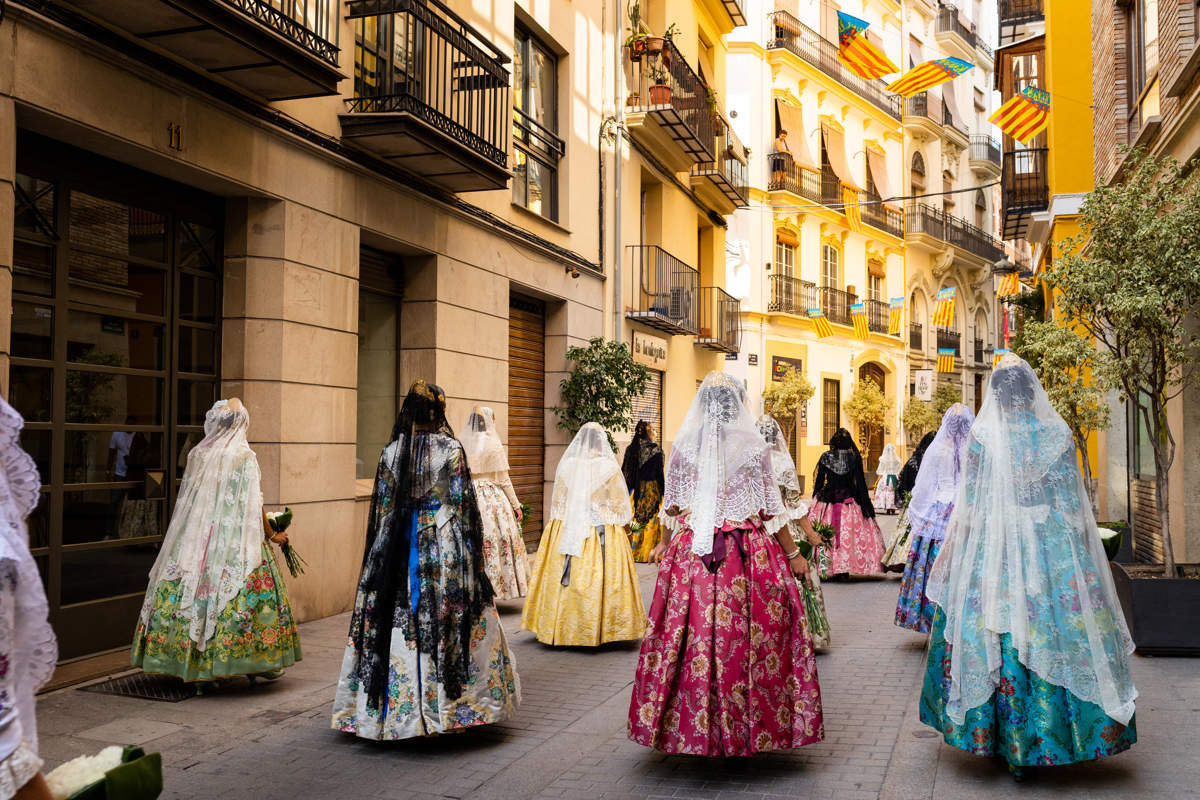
[776,228,800,246]
[820,123,860,191]
[866,147,897,205]
[908,35,924,70]
[868,258,887,278]
[775,99,817,169]
[943,85,963,128]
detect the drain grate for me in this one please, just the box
[80,672,196,702]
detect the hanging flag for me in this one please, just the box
[937,348,956,373]
[931,287,956,327]
[887,57,974,98]
[993,347,1010,368]
[808,308,834,338]
[843,185,862,232]
[996,271,1021,297]
[887,297,904,335]
[989,86,1050,145]
[837,11,899,81]
[850,303,870,340]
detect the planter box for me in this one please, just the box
[1111,562,1200,655]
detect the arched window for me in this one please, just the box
[911,151,926,193]
[975,189,987,229]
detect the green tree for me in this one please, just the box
[552,337,650,450]
[933,383,961,417]
[901,397,941,442]
[1049,147,1200,575]
[844,380,892,455]
[1013,320,1111,510]
[762,367,815,450]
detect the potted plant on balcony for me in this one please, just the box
[648,64,672,105]
[624,0,647,61]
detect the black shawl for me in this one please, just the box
[897,431,937,501]
[812,427,876,518]
[621,421,664,524]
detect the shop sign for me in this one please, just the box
[914,370,934,401]
[748,354,758,365]
[632,330,668,370]
[771,355,803,381]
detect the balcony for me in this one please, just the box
[626,245,700,336]
[767,152,822,203]
[691,119,749,215]
[866,299,891,334]
[1001,147,1049,239]
[974,337,984,365]
[936,328,962,356]
[910,322,923,351]
[341,0,510,192]
[999,0,1044,28]
[626,39,716,173]
[820,286,857,326]
[906,203,1005,265]
[64,0,342,99]
[935,5,980,62]
[767,12,902,120]
[860,193,904,238]
[696,286,742,353]
[904,93,943,141]
[768,273,819,316]
[942,102,969,148]
[969,135,1002,177]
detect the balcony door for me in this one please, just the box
[858,363,885,471]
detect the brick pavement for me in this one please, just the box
[35,515,1191,799]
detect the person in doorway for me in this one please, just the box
[920,354,1136,778]
[771,129,791,185]
[622,420,665,563]
[0,398,57,800]
[882,430,937,572]
[132,399,300,686]
[105,416,136,538]
[872,442,903,514]
[809,428,885,578]
[461,406,528,600]
[894,403,974,633]
[628,372,823,756]
[332,382,519,740]
[522,422,645,646]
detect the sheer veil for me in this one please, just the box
[461,406,510,475]
[549,423,632,556]
[926,354,1136,726]
[907,403,974,538]
[876,443,902,478]
[756,414,809,521]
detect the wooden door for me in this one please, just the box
[858,363,885,472]
[507,294,546,549]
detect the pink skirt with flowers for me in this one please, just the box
[810,499,886,578]
[627,518,824,756]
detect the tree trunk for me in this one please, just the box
[1149,404,1178,577]
[1074,430,1097,515]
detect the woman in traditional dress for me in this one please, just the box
[894,403,974,633]
[872,443,903,514]
[522,423,645,646]
[920,355,1136,777]
[332,382,519,740]
[757,414,830,651]
[133,399,301,685]
[628,372,823,756]
[461,406,527,600]
[809,428,885,578]
[882,430,937,572]
[0,399,56,800]
[622,420,665,563]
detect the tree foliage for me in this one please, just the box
[1048,147,1200,574]
[933,383,961,417]
[553,337,650,450]
[902,398,941,441]
[762,367,815,446]
[844,380,892,454]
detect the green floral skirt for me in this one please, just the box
[131,544,302,682]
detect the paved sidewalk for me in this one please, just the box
[36,515,1194,799]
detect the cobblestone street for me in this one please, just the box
[36,517,1197,799]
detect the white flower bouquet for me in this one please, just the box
[792,534,830,641]
[46,745,162,800]
[266,507,307,577]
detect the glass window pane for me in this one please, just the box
[176,221,219,271]
[176,430,204,477]
[68,252,166,317]
[28,503,50,552]
[63,487,164,546]
[20,428,51,487]
[60,543,162,605]
[14,175,56,241]
[179,274,219,322]
[12,301,53,360]
[533,45,556,130]
[67,310,165,371]
[65,430,165,485]
[527,158,547,218]
[10,365,52,423]
[512,149,528,208]
[177,380,218,426]
[13,240,54,297]
[66,372,164,425]
[357,290,398,479]
[178,326,217,374]
[69,191,166,262]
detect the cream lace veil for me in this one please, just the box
[549,423,632,556]
[461,406,510,476]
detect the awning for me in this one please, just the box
[776,228,800,246]
[775,99,817,169]
[908,35,924,70]
[943,84,963,129]
[820,122,860,190]
[868,258,887,278]
[865,146,898,207]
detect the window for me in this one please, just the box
[1127,0,1161,138]
[513,26,564,221]
[974,87,986,112]
[356,249,402,480]
[821,243,839,288]
[975,189,987,229]
[822,378,841,443]
[943,173,955,214]
[868,273,883,301]
[911,151,926,193]
[775,238,796,277]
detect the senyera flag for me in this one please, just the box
[992,347,1010,368]
[837,11,899,81]
[808,308,834,338]
[931,287,956,327]
[888,57,973,98]
[989,86,1050,145]
[887,297,904,335]
[996,271,1021,297]
[937,348,956,373]
[850,302,870,340]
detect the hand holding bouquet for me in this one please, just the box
[266,507,307,577]
[810,521,835,547]
[46,745,162,800]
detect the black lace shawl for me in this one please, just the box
[897,431,937,501]
[812,427,876,518]
[354,381,494,712]
[621,421,664,524]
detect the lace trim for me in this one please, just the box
[0,740,42,800]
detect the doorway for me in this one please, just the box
[507,294,546,549]
[858,363,886,471]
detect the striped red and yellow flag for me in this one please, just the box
[887,57,974,98]
[989,86,1050,145]
[808,308,834,338]
[930,287,956,327]
[937,348,956,373]
[996,271,1021,297]
[837,12,899,81]
[992,347,1010,368]
[887,297,904,335]
[843,185,862,232]
[851,303,869,340]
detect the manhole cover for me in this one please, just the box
[911,730,939,738]
[80,672,195,702]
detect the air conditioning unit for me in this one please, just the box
[669,286,692,321]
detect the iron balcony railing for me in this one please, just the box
[910,322,923,351]
[861,192,904,237]
[767,11,902,119]
[692,119,750,206]
[767,152,822,202]
[230,0,339,64]
[513,106,565,163]
[937,328,962,353]
[937,6,977,48]
[1002,148,1050,211]
[905,92,941,123]
[906,203,1005,262]
[974,337,984,364]
[866,299,890,333]
[970,134,1002,167]
[626,245,700,335]
[696,286,742,353]
[999,0,1044,27]
[820,286,857,326]
[628,38,716,161]
[943,102,967,136]
[768,273,819,315]
[820,170,843,206]
[345,0,509,170]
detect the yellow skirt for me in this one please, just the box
[520,520,647,646]
[628,488,664,563]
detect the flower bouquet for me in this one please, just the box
[46,745,162,800]
[266,507,307,577]
[810,521,835,548]
[792,532,830,642]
